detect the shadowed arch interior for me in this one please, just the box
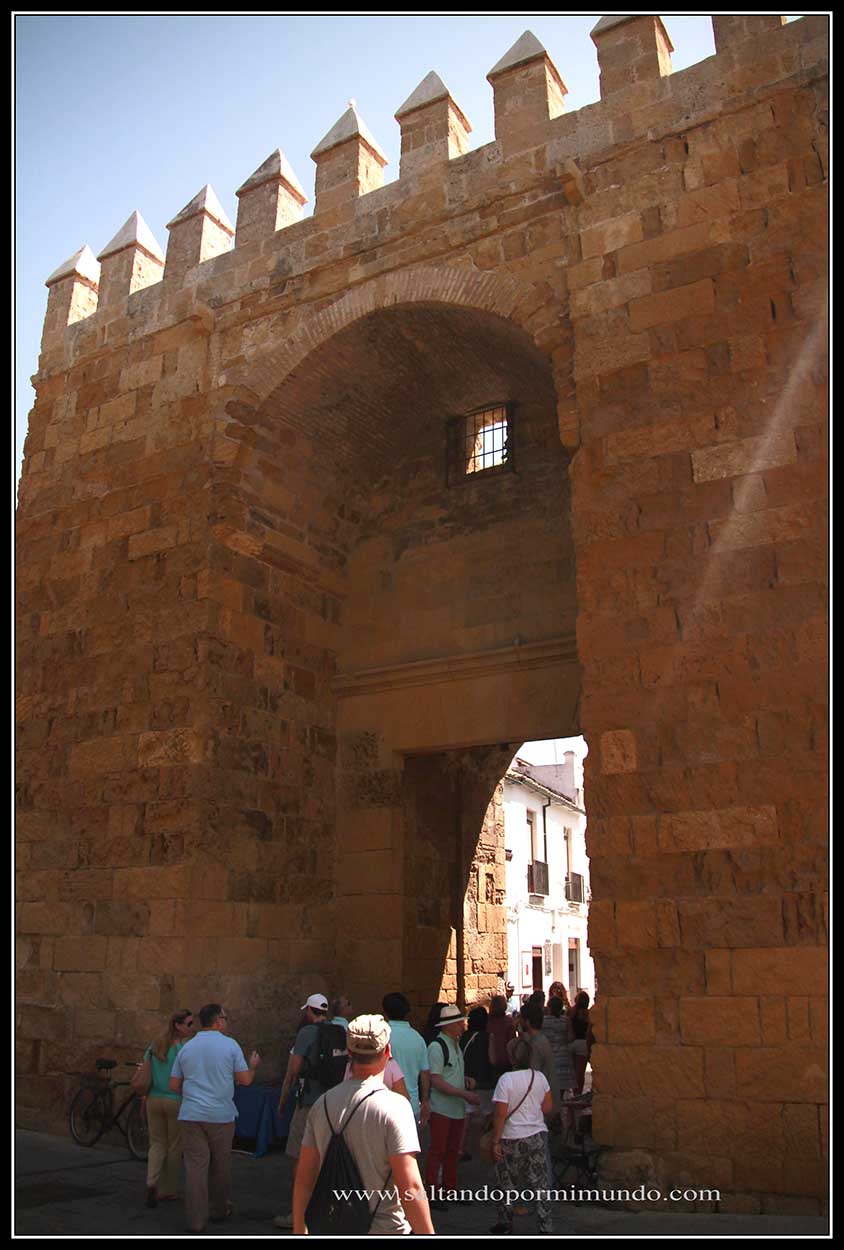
[232,300,580,1012]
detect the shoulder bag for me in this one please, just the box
[479,1070,535,1163]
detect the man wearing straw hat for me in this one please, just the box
[424,1005,480,1211]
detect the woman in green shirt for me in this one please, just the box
[144,1008,195,1207]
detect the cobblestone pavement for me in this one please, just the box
[15,1128,829,1238]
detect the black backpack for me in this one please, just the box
[305,1089,391,1235]
[306,1021,349,1092]
[433,1034,453,1069]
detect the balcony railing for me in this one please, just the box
[565,872,585,903]
[527,860,549,895]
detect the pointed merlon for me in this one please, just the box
[395,71,472,177]
[395,70,471,132]
[97,211,166,264]
[167,185,235,235]
[487,30,551,80]
[45,244,100,289]
[235,149,308,247]
[97,211,165,309]
[236,149,307,206]
[591,15,673,97]
[42,244,100,346]
[165,184,234,281]
[591,14,674,52]
[486,31,567,155]
[311,104,388,166]
[591,15,636,36]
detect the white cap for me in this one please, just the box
[301,993,329,1012]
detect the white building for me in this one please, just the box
[503,741,595,1004]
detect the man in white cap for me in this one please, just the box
[273,992,344,1230]
[294,1014,434,1235]
[424,1005,480,1210]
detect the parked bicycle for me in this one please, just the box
[549,1093,606,1193]
[68,1058,149,1160]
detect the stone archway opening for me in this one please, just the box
[246,298,579,1015]
[496,737,594,1011]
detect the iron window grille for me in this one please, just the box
[527,860,549,895]
[446,404,513,485]
[565,873,585,904]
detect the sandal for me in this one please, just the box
[211,1201,234,1223]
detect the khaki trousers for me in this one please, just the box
[146,1096,183,1197]
[180,1119,234,1232]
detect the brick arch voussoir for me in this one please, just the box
[220,265,567,412]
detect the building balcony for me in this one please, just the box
[527,859,549,895]
[565,872,586,904]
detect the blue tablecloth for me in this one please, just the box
[233,1085,295,1158]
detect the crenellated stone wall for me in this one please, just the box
[17,15,827,1210]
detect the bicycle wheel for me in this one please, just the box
[125,1097,149,1161]
[69,1086,108,1147]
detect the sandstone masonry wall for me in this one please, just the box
[17,15,827,1208]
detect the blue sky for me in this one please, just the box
[15,14,797,482]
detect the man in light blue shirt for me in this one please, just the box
[330,993,353,1030]
[382,992,430,1124]
[169,1003,260,1233]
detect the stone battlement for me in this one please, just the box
[38,15,825,376]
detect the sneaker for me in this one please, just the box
[273,1213,295,1229]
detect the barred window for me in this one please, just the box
[447,404,512,485]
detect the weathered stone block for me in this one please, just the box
[735,1045,827,1103]
[53,937,109,972]
[732,947,827,996]
[679,998,761,1046]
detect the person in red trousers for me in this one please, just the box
[423,1005,480,1211]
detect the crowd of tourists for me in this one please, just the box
[131,981,594,1235]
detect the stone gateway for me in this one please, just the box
[16,16,828,1211]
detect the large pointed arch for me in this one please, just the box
[218,263,570,410]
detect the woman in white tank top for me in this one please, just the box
[489,1038,554,1235]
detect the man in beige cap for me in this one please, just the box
[293,1015,434,1235]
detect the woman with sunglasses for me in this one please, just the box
[143,1008,195,1207]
